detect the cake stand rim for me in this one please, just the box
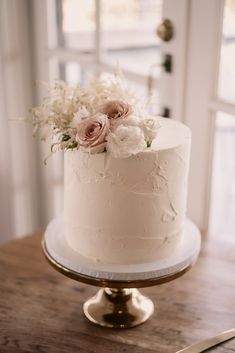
[43,216,201,280]
[42,237,198,289]
[42,217,201,288]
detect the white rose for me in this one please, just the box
[106,125,146,158]
[111,114,141,130]
[139,117,160,143]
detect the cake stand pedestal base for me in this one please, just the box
[42,217,201,329]
[83,288,154,328]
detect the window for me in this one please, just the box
[209,0,235,239]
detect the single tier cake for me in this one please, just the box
[64,117,191,264]
[31,76,191,265]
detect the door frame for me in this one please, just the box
[183,0,225,233]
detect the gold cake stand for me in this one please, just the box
[42,227,199,329]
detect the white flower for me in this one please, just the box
[70,107,90,128]
[106,125,146,158]
[111,115,142,133]
[139,117,160,142]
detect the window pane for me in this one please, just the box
[53,0,162,108]
[218,0,235,103]
[49,59,94,86]
[59,0,95,52]
[209,112,235,240]
[101,0,162,76]
[57,0,162,77]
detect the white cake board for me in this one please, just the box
[44,217,201,282]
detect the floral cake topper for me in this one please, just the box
[31,74,160,160]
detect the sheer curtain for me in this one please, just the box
[0,0,41,242]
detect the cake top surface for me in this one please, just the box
[151,117,191,151]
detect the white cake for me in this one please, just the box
[64,117,191,265]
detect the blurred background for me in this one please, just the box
[0,0,234,243]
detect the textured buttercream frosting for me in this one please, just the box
[64,117,191,264]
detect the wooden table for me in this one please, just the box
[0,233,235,353]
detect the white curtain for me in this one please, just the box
[0,0,40,242]
[0,0,64,243]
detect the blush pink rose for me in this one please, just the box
[76,113,110,153]
[97,100,132,124]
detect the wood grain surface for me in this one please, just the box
[0,233,234,353]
